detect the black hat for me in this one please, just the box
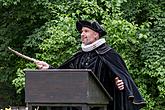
[76,20,107,37]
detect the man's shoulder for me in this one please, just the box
[95,44,113,54]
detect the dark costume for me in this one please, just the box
[48,20,145,110]
[54,43,146,110]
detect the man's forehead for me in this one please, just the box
[81,27,95,31]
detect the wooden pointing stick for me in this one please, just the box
[8,47,38,62]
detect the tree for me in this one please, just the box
[0,0,164,109]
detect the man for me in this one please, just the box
[35,20,146,110]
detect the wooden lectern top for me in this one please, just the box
[25,69,112,104]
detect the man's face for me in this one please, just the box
[80,27,99,45]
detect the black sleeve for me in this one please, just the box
[102,49,145,106]
[48,65,55,69]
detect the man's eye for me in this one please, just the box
[84,30,88,32]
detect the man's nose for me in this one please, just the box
[81,32,85,37]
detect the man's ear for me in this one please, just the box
[95,32,100,39]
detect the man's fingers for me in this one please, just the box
[117,81,124,86]
[115,77,124,90]
[41,66,49,70]
[117,82,124,90]
[115,77,119,81]
[35,61,49,69]
[118,86,124,90]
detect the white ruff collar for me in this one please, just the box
[81,38,106,52]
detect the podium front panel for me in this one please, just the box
[25,69,111,104]
[25,69,88,103]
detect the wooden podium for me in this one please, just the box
[24,69,112,110]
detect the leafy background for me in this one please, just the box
[0,0,164,109]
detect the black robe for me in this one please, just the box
[51,43,146,110]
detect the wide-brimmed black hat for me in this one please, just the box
[76,20,107,37]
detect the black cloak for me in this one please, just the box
[50,43,146,110]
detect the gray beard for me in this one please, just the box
[83,38,92,45]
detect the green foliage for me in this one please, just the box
[25,17,79,67]
[0,0,164,109]
[140,9,165,110]
[121,0,165,109]
[0,0,21,6]
[0,0,50,106]
[12,68,25,94]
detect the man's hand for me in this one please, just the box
[115,77,124,91]
[35,60,49,70]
